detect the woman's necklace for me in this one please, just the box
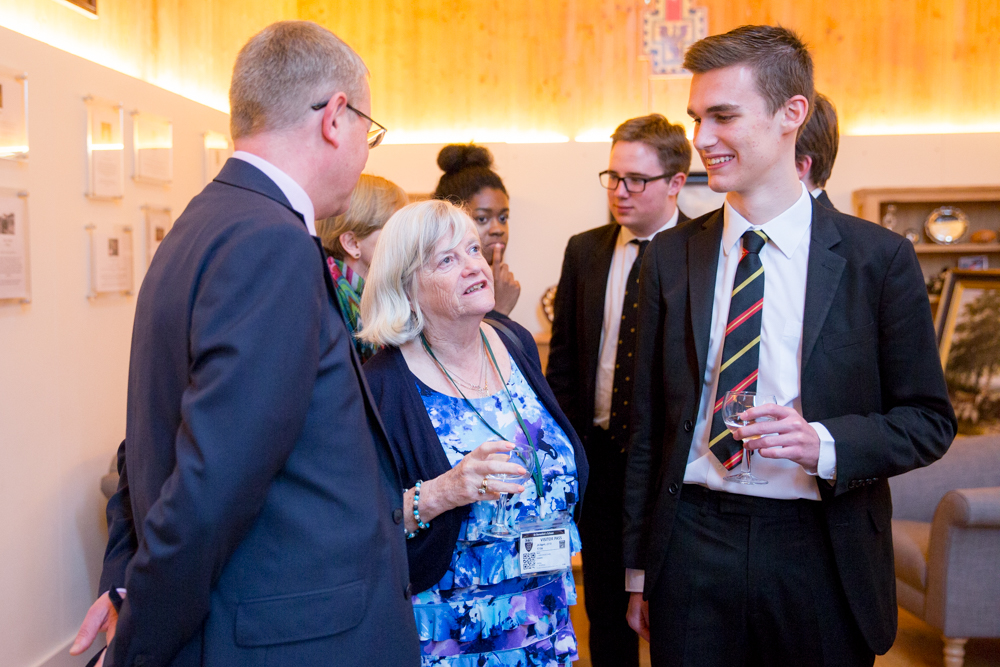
[425,334,490,394]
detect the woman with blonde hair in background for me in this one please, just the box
[317,173,409,361]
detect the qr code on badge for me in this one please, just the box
[559,540,566,549]
[523,552,536,569]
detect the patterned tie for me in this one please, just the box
[708,229,768,470]
[608,239,649,452]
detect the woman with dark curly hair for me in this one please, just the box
[434,144,521,319]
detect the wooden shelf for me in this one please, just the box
[852,186,1000,279]
[913,243,1000,254]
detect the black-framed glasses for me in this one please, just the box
[599,170,669,193]
[310,99,387,149]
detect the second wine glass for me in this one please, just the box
[484,441,536,538]
[721,391,776,485]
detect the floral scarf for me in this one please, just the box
[326,256,380,363]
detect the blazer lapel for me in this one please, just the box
[802,199,846,371]
[584,224,620,363]
[688,210,724,380]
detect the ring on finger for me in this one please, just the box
[479,477,490,495]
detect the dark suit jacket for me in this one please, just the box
[623,199,956,655]
[363,320,587,593]
[815,188,837,211]
[546,211,689,442]
[102,158,419,667]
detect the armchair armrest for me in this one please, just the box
[935,487,1000,528]
[924,487,1000,636]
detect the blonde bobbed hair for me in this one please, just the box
[358,200,478,347]
[316,174,409,259]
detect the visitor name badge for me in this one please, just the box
[519,528,571,576]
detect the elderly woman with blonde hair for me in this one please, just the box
[316,172,408,361]
[360,199,588,666]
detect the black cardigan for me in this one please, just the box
[363,320,589,593]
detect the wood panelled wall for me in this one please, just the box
[1,0,997,137]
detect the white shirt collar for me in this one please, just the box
[231,151,317,236]
[722,182,812,260]
[619,207,681,245]
[810,187,824,199]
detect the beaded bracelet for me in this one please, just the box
[405,480,431,540]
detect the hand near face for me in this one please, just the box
[491,245,521,316]
[729,404,821,473]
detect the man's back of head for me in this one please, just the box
[795,92,839,191]
[229,21,368,141]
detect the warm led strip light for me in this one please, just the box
[382,129,570,145]
[849,122,1000,136]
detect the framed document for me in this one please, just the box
[0,68,28,161]
[133,111,173,184]
[203,131,232,186]
[87,223,133,297]
[0,189,30,303]
[85,96,125,199]
[143,205,172,265]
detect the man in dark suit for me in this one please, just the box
[547,114,690,667]
[623,26,955,667]
[70,21,418,667]
[796,91,840,211]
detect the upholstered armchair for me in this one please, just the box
[889,435,1000,667]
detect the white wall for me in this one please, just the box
[3,21,1000,667]
[367,131,1000,335]
[0,26,229,667]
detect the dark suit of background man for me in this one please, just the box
[547,114,690,667]
[623,26,956,667]
[796,91,840,211]
[72,21,419,667]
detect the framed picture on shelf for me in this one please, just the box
[936,269,1000,435]
[0,67,28,161]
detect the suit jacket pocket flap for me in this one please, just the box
[236,580,367,647]
[823,322,876,352]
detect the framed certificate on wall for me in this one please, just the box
[85,96,125,199]
[0,189,30,303]
[143,205,172,265]
[0,68,28,161]
[133,111,173,185]
[86,223,133,297]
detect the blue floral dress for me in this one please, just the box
[413,358,582,666]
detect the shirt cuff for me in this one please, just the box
[808,421,837,480]
[625,568,645,593]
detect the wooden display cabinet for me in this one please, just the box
[852,186,1000,283]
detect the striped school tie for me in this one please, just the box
[708,229,768,470]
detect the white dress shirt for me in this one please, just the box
[593,208,680,429]
[232,151,317,236]
[625,184,836,593]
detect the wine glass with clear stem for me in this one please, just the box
[484,440,537,538]
[722,390,777,485]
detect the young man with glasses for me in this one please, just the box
[547,113,690,667]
